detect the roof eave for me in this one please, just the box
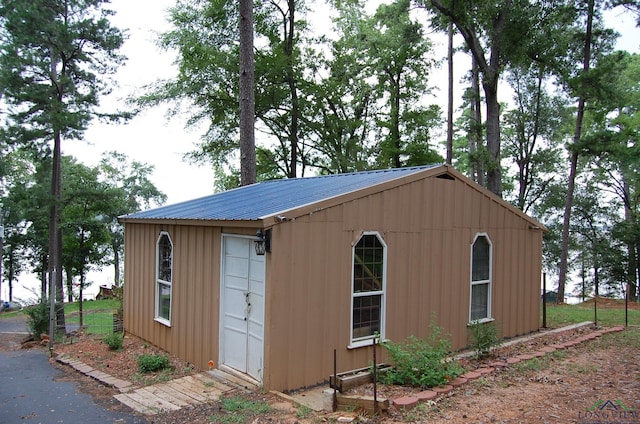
[117,217,266,228]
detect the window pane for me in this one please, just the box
[157,282,171,321]
[354,235,384,292]
[472,236,490,282]
[352,294,381,339]
[471,283,489,320]
[158,234,172,282]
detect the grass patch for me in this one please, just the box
[599,327,640,349]
[1,299,120,335]
[566,363,598,374]
[511,357,546,373]
[210,395,272,423]
[131,368,178,386]
[296,404,312,420]
[0,309,24,319]
[544,302,640,328]
[64,299,121,335]
[64,299,121,314]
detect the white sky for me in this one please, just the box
[7,1,640,303]
[65,0,215,205]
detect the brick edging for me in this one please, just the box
[55,354,135,393]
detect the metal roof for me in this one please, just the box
[121,165,440,221]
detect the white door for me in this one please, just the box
[220,235,265,382]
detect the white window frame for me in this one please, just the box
[349,231,386,349]
[469,233,492,323]
[155,231,173,326]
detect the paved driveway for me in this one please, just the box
[0,314,146,424]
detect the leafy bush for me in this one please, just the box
[381,323,463,388]
[137,353,171,373]
[467,320,500,359]
[24,300,50,338]
[103,332,124,350]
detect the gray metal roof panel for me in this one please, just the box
[121,165,439,221]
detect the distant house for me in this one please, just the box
[119,165,546,392]
[542,290,558,304]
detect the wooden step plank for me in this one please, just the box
[142,384,191,407]
[336,393,389,414]
[169,377,209,402]
[119,391,170,414]
[154,382,202,405]
[114,393,159,415]
[208,369,259,389]
[129,388,182,412]
[136,387,183,411]
[194,373,235,393]
[168,376,224,402]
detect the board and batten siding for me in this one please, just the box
[264,174,543,391]
[122,168,543,393]
[123,223,223,370]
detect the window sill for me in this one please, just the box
[348,337,386,350]
[154,317,171,327]
[467,318,495,326]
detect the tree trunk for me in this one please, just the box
[446,22,454,165]
[390,73,402,168]
[469,55,484,187]
[558,0,594,304]
[8,260,13,302]
[41,256,47,299]
[239,0,256,186]
[113,241,120,287]
[623,178,638,300]
[470,56,483,185]
[284,0,299,178]
[66,269,73,303]
[483,75,502,197]
[55,222,65,335]
[49,124,65,341]
[79,272,84,328]
[557,151,578,303]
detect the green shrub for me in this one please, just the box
[103,332,124,350]
[137,353,171,373]
[24,300,50,338]
[381,323,463,388]
[467,320,500,359]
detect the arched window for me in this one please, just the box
[156,232,173,325]
[351,232,386,346]
[470,234,492,322]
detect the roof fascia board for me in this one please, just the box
[117,217,264,228]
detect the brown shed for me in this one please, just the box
[119,165,546,392]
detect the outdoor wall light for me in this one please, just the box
[254,229,271,255]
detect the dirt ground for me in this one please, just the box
[4,305,640,424]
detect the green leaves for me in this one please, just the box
[0,0,127,146]
[381,323,463,389]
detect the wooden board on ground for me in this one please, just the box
[136,387,183,411]
[329,364,392,392]
[170,376,211,402]
[142,385,191,407]
[154,382,203,405]
[336,393,389,414]
[114,393,158,415]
